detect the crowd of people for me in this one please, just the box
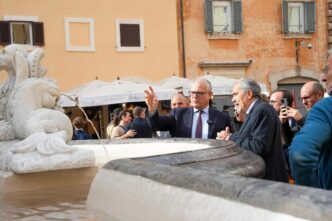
[70,50,332,190]
[144,50,332,190]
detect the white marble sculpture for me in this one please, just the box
[0,44,94,173]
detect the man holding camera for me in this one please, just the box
[270,89,299,147]
[269,89,299,175]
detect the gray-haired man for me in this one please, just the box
[217,78,288,182]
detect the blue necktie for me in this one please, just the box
[195,111,203,138]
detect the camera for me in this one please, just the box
[307,43,312,49]
[281,98,289,107]
[280,98,289,118]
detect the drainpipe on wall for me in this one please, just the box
[180,0,187,78]
[295,39,301,75]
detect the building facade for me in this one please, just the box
[0,0,180,91]
[178,0,328,93]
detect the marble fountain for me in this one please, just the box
[0,44,332,221]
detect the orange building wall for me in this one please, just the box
[0,0,180,90]
[181,0,327,87]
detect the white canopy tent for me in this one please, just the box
[59,80,113,107]
[120,76,154,85]
[182,75,269,96]
[59,80,177,107]
[158,76,193,90]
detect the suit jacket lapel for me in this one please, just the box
[208,108,217,138]
[185,108,194,137]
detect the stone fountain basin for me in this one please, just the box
[87,139,332,221]
[2,138,253,220]
[1,138,260,194]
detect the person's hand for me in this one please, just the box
[144,86,158,112]
[216,127,231,140]
[286,107,303,121]
[125,129,136,138]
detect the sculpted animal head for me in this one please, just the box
[10,78,61,112]
[34,78,61,109]
[42,81,61,108]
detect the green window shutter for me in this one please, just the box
[0,21,11,45]
[282,0,288,33]
[232,0,242,33]
[304,2,316,33]
[204,0,213,33]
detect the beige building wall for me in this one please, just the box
[0,0,180,90]
[180,0,327,90]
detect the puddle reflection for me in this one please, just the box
[1,185,100,221]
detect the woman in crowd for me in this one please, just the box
[111,110,136,139]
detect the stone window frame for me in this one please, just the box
[204,0,242,40]
[115,19,145,52]
[64,17,95,52]
[1,15,44,46]
[282,0,316,39]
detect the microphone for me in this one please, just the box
[207,120,214,125]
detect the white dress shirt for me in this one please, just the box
[191,106,209,139]
[246,99,258,115]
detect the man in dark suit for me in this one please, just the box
[144,78,232,139]
[127,106,153,138]
[217,79,288,182]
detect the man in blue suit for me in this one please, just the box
[144,78,232,139]
[217,79,288,182]
[289,50,332,189]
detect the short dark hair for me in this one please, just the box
[133,106,146,118]
[271,89,293,106]
[72,116,87,129]
[114,110,131,126]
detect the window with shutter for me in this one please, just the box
[282,0,316,36]
[0,20,44,46]
[116,19,144,52]
[204,0,242,39]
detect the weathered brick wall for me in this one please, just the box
[181,0,327,88]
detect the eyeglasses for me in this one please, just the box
[300,92,318,101]
[172,102,184,106]
[189,91,209,97]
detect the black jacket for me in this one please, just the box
[127,117,153,138]
[230,100,288,182]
